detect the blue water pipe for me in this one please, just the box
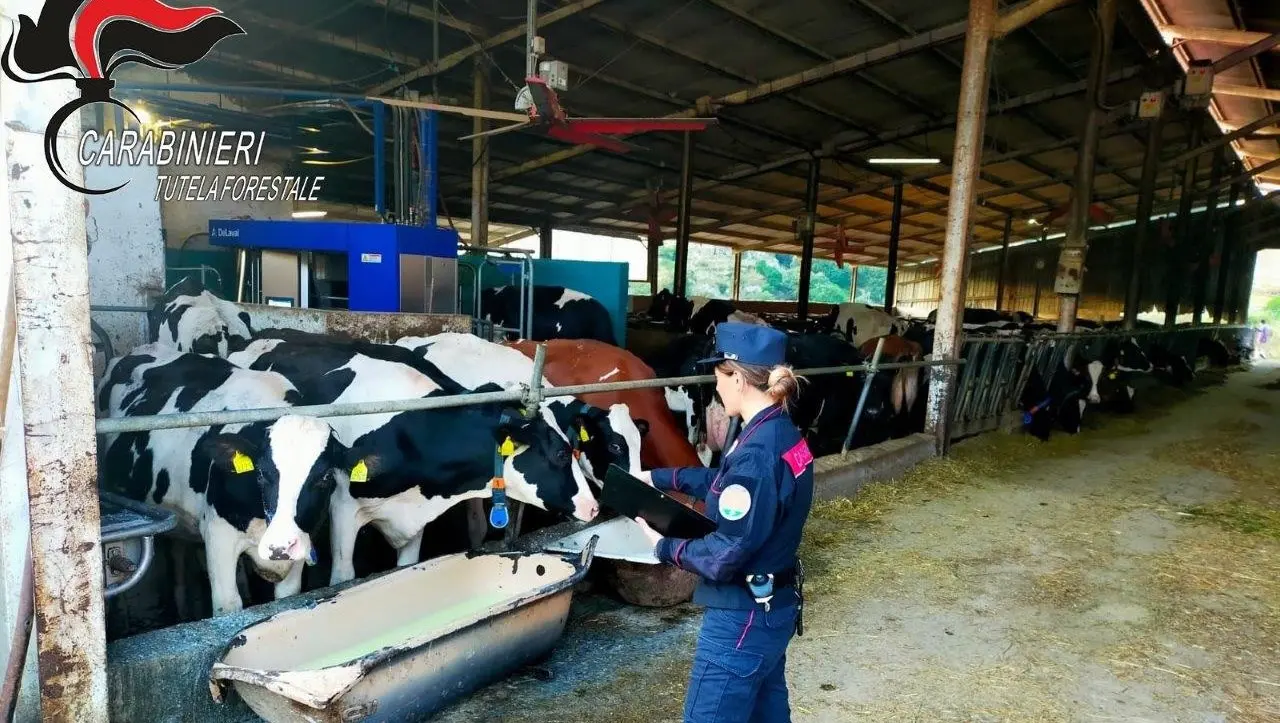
[373,102,387,218]
[421,110,439,228]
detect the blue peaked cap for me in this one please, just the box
[697,322,788,367]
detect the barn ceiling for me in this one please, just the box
[113,0,1280,265]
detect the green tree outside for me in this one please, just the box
[628,243,887,306]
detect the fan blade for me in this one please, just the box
[563,118,718,135]
[371,96,529,123]
[458,120,533,141]
[546,125,633,153]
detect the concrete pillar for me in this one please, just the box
[925,0,997,454]
[4,63,109,720]
[1123,111,1166,329]
[470,57,491,246]
[885,179,903,313]
[1054,0,1118,332]
[797,159,820,320]
[673,132,695,298]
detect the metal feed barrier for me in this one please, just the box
[93,341,968,541]
[948,325,1251,442]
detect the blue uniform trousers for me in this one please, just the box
[684,604,798,723]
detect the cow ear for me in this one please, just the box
[201,434,260,475]
[344,450,388,483]
[634,418,650,437]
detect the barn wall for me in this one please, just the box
[894,217,1220,322]
[85,142,167,360]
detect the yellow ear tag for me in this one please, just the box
[350,461,369,483]
[1108,372,1117,380]
[579,427,590,442]
[499,437,516,456]
[232,452,254,474]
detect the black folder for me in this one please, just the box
[601,464,718,540]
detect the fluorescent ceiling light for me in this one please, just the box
[291,210,327,219]
[867,157,942,165]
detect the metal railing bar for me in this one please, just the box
[95,352,968,436]
[90,305,151,314]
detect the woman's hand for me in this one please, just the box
[633,517,663,548]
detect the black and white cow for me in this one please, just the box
[481,285,616,345]
[1019,355,1094,440]
[1146,342,1196,387]
[1196,337,1233,368]
[395,333,646,485]
[148,284,254,357]
[227,338,599,584]
[97,344,345,614]
[644,289,695,332]
[824,303,907,346]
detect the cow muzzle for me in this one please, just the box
[573,493,600,522]
[258,531,309,564]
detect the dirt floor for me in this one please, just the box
[435,361,1280,723]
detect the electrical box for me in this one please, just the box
[1138,90,1165,119]
[539,60,569,91]
[1177,61,1214,109]
[532,36,546,56]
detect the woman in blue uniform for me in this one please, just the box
[635,321,815,723]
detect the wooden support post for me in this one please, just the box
[885,179,903,313]
[648,238,660,295]
[1123,110,1166,329]
[6,75,109,720]
[1213,180,1244,324]
[538,219,553,259]
[797,158,820,320]
[926,0,997,454]
[1166,117,1203,327]
[1192,147,1227,324]
[732,251,742,301]
[470,57,491,246]
[995,213,1012,311]
[673,132,695,298]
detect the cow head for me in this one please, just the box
[1108,337,1153,373]
[201,415,345,565]
[548,400,647,486]
[648,289,673,321]
[501,404,600,521]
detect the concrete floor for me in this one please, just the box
[432,361,1280,723]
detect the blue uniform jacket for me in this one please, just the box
[651,405,815,610]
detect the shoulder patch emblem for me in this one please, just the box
[719,484,752,522]
[782,439,813,477]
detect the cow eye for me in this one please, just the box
[609,443,622,454]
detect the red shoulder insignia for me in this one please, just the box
[782,439,813,477]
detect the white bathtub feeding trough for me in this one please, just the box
[209,539,598,723]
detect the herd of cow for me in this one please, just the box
[99,279,1244,622]
[629,290,1247,447]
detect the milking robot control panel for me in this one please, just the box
[209,219,460,313]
